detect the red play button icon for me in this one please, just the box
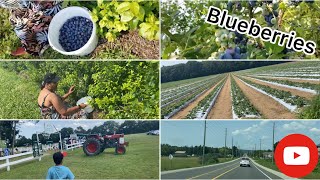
[294,152,300,159]
[275,134,318,178]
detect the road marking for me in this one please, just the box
[187,162,239,179]
[212,165,239,180]
[252,160,272,180]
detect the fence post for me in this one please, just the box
[6,157,10,171]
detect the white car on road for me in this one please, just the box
[240,157,250,167]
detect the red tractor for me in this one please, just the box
[83,133,129,156]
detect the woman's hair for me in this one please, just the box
[40,81,45,90]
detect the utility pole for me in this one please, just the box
[255,144,256,158]
[272,122,275,164]
[202,120,206,166]
[225,128,227,160]
[260,139,262,159]
[232,137,234,158]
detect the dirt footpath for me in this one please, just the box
[251,76,320,84]
[233,76,296,119]
[207,75,232,119]
[171,78,226,119]
[242,76,315,100]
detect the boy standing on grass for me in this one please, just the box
[46,152,75,180]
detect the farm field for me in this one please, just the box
[161,62,320,119]
[0,133,159,179]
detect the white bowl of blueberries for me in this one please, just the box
[48,7,98,56]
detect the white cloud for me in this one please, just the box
[282,122,308,131]
[260,121,270,126]
[310,128,320,134]
[22,121,37,127]
[232,123,263,136]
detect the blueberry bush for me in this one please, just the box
[161,0,320,59]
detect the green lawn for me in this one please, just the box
[254,158,320,179]
[161,157,233,171]
[0,133,159,179]
[0,68,40,119]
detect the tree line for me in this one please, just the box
[161,61,286,83]
[161,143,278,158]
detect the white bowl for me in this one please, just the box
[48,6,98,56]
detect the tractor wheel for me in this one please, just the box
[83,138,101,156]
[100,147,106,153]
[115,146,126,155]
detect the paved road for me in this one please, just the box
[161,158,283,179]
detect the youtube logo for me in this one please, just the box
[275,134,318,178]
[283,147,310,165]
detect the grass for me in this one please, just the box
[0,133,159,179]
[161,157,233,171]
[0,68,40,119]
[254,158,320,179]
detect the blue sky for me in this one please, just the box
[161,120,320,150]
[17,120,124,138]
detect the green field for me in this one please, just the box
[0,134,159,179]
[161,157,233,171]
[0,68,39,119]
[237,61,320,75]
[161,75,219,90]
[254,158,320,179]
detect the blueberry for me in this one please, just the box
[59,16,93,52]
[223,52,233,59]
[233,53,241,59]
[235,47,241,54]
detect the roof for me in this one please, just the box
[175,151,186,154]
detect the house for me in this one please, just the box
[263,152,273,159]
[174,151,187,157]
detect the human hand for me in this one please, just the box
[79,103,87,109]
[68,85,75,94]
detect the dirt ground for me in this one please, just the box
[207,75,232,119]
[233,76,296,119]
[251,76,320,84]
[171,78,226,119]
[92,30,159,59]
[243,76,315,100]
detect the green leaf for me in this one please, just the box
[121,11,134,22]
[117,2,131,13]
[130,2,140,16]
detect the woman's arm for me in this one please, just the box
[61,85,75,101]
[50,94,86,116]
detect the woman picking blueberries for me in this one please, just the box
[38,73,88,119]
